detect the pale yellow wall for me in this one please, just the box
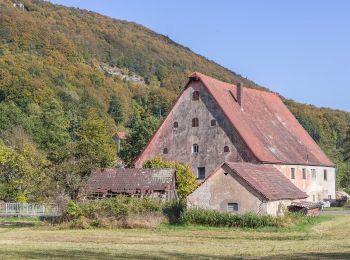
[272,164,336,202]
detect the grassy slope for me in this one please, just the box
[0,215,349,259]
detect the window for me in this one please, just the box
[197,167,205,179]
[311,169,316,180]
[211,119,217,126]
[324,170,327,181]
[328,195,332,200]
[192,118,199,127]
[163,148,168,154]
[227,203,238,212]
[192,91,199,101]
[302,168,306,179]
[224,146,230,152]
[192,144,199,154]
[291,168,295,179]
[173,121,178,128]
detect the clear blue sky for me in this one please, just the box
[50,0,350,112]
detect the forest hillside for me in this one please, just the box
[1,0,349,201]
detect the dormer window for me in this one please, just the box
[163,148,168,154]
[192,118,199,127]
[192,91,199,101]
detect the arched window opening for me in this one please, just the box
[192,91,199,101]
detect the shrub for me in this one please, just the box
[180,208,278,228]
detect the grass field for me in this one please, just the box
[0,215,349,259]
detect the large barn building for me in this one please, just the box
[134,72,335,203]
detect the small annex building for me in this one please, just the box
[187,162,307,216]
[86,168,177,200]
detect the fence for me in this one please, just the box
[0,203,60,217]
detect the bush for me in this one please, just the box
[180,208,278,228]
[62,197,320,230]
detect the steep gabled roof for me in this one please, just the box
[87,168,176,193]
[134,72,333,167]
[190,72,333,167]
[223,162,307,201]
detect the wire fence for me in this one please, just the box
[0,203,60,217]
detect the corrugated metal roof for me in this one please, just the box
[224,162,308,201]
[87,168,175,193]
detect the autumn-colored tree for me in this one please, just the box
[143,157,198,199]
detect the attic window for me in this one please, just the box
[192,91,199,101]
[291,168,295,179]
[163,148,168,154]
[192,118,199,127]
[224,146,230,152]
[173,122,178,128]
[211,119,217,126]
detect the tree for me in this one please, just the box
[143,157,198,199]
[0,141,34,202]
[108,94,125,125]
[344,129,350,162]
[120,103,160,165]
[54,110,116,199]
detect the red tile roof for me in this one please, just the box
[87,168,176,194]
[190,72,333,167]
[224,162,307,201]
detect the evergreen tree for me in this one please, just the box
[108,94,125,125]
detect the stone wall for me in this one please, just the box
[134,80,257,178]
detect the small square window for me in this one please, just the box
[163,148,168,154]
[197,167,205,179]
[211,119,217,126]
[291,168,295,179]
[324,170,327,181]
[302,168,306,179]
[173,122,178,128]
[224,146,230,152]
[192,91,199,101]
[227,203,238,212]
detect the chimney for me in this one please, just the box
[237,82,243,110]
